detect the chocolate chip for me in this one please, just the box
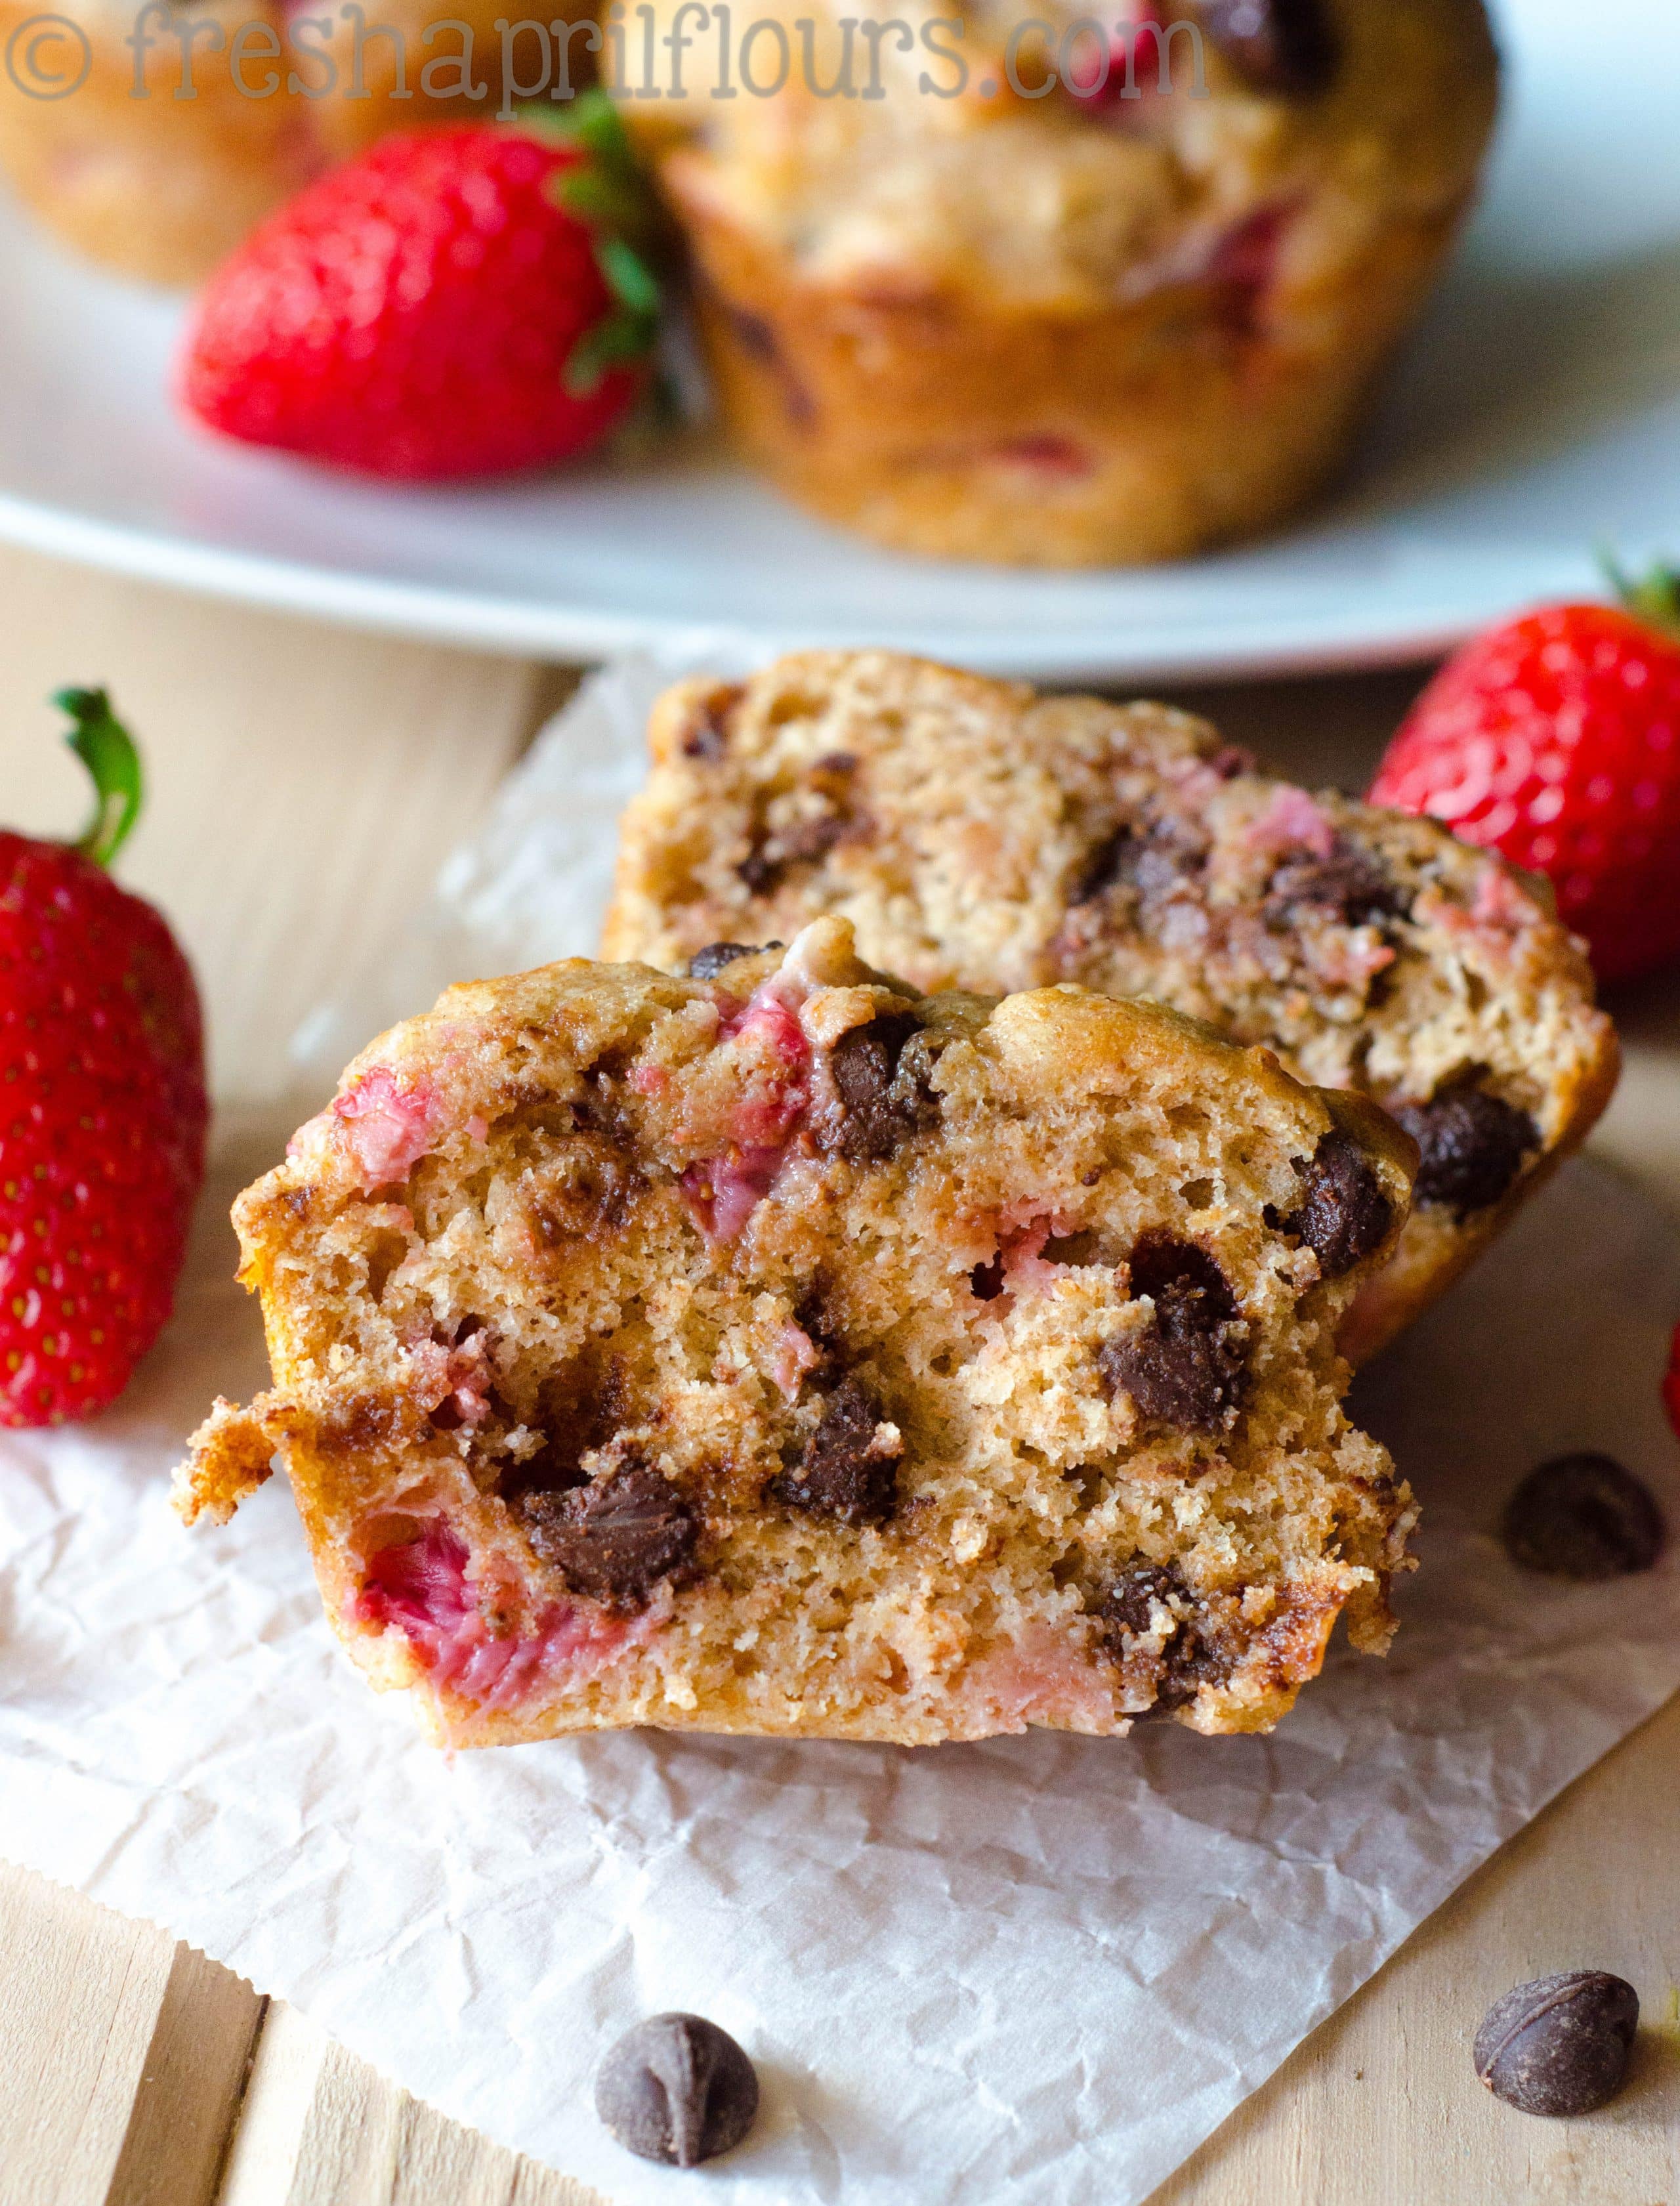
[679,685,743,762]
[1391,1089,1538,1216]
[1279,1130,1392,1281]
[688,942,776,980]
[824,1011,938,1163]
[772,1375,900,1524]
[1099,1236,1248,1432]
[738,812,847,895]
[1191,0,1339,95]
[1101,1563,1178,1642]
[1099,1563,1225,1712]
[596,2013,760,2167]
[1072,828,1135,905]
[1502,1454,1666,1580]
[1474,1974,1639,2117]
[1069,826,1198,912]
[1267,843,1407,928]
[518,1460,698,1609]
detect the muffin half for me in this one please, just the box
[602,652,1618,1361]
[177,920,1414,1745]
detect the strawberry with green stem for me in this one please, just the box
[180,105,665,481]
[0,692,207,1427]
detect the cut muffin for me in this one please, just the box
[176,918,1415,1746]
[612,0,1498,562]
[602,653,1619,1363]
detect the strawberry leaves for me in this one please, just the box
[518,94,664,397]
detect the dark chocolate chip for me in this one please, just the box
[518,1461,698,1609]
[1072,828,1135,905]
[1474,1973,1639,2117]
[1391,1089,1538,1216]
[1069,826,1199,912]
[1279,1130,1392,1281]
[1099,1563,1224,1712]
[1101,1563,1179,1642]
[1099,1236,1248,1433]
[1267,843,1408,928]
[1502,1454,1666,1580]
[737,812,847,895]
[596,2013,760,2167]
[824,1010,938,1163]
[688,942,776,980]
[772,1375,900,1525]
[1191,0,1339,95]
[679,685,743,762]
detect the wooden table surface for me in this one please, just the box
[1,540,1677,2206]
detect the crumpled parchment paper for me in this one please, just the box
[3,663,1678,2206]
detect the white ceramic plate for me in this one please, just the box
[1,0,1678,681]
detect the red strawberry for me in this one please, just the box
[0,692,207,1427]
[1370,565,1680,986]
[1665,1321,1680,1445]
[178,109,660,480]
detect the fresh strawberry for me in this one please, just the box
[0,692,207,1426]
[1370,564,1680,986]
[178,107,660,480]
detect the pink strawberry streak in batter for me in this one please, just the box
[1247,786,1337,860]
[333,1066,446,1188]
[963,1625,1118,1734]
[356,1522,644,1715]
[682,976,814,1242]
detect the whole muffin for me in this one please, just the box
[614,0,1498,564]
[0,0,523,284]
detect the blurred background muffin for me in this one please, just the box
[0,0,525,284]
[611,0,1500,564]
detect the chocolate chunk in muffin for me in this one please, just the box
[1099,1563,1227,1712]
[1391,1088,1538,1216]
[518,1461,700,1609]
[688,941,775,979]
[772,1376,902,1525]
[1192,0,1341,96]
[824,1009,936,1162]
[1279,1130,1394,1281]
[1099,1236,1248,1432]
[679,685,744,762]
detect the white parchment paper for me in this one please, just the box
[3,664,1679,2205]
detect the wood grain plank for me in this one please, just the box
[220,2004,608,2206]
[106,1947,266,2206]
[0,1867,178,2206]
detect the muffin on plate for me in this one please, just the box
[602,652,1618,1363]
[0,0,524,284]
[176,918,1415,1746]
[610,0,1498,563]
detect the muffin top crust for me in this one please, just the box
[614,0,1499,308]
